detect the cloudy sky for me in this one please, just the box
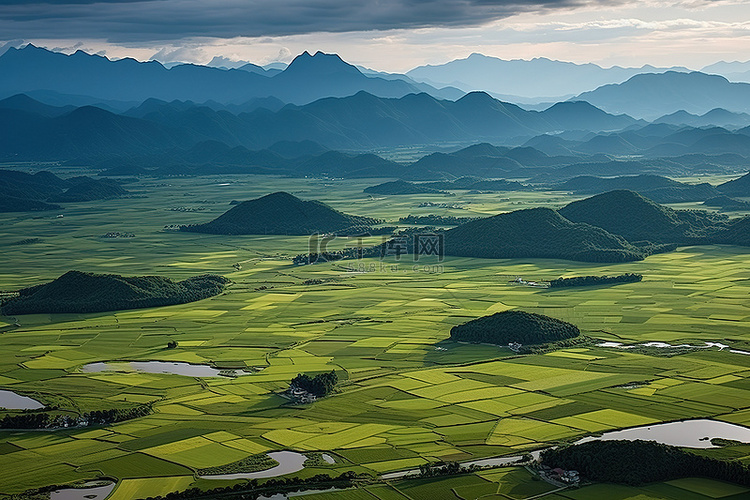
[0,0,748,72]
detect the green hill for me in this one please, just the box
[558,190,724,244]
[0,169,129,208]
[443,207,657,262]
[718,171,750,196]
[714,216,750,246]
[1,271,229,315]
[450,310,580,346]
[49,177,128,202]
[183,191,379,235]
[703,195,750,211]
[364,180,446,195]
[0,196,61,213]
[556,175,719,203]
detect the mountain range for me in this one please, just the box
[576,72,750,119]
[0,91,641,157]
[406,53,689,101]
[0,45,461,106]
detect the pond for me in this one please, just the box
[81,361,251,378]
[50,481,115,500]
[201,451,308,480]
[0,389,44,410]
[576,419,750,448]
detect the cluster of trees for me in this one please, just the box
[290,370,338,397]
[197,453,279,476]
[399,215,478,226]
[364,180,447,195]
[0,403,151,429]
[549,273,643,288]
[1,271,229,315]
[542,440,750,487]
[450,310,580,346]
[142,472,362,500]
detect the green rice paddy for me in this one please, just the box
[0,174,749,498]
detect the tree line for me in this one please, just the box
[542,440,750,487]
[0,403,152,430]
[549,273,643,288]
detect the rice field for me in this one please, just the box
[0,174,749,497]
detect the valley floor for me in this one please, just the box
[1,174,750,499]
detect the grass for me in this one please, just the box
[0,175,749,496]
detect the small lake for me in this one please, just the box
[577,419,750,449]
[50,481,115,500]
[81,361,251,378]
[0,389,44,410]
[201,451,307,480]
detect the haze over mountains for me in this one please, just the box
[406,53,690,102]
[0,45,461,106]
[1,45,750,188]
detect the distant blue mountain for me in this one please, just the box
[0,45,461,105]
[406,53,688,100]
[0,91,640,158]
[576,71,750,119]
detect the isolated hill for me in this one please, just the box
[0,197,62,213]
[364,180,446,195]
[183,192,379,235]
[450,310,580,346]
[1,271,229,315]
[717,172,750,197]
[558,190,726,244]
[0,169,67,201]
[556,175,720,203]
[48,178,129,202]
[703,196,750,211]
[443,207,655,262]
[0,169,128,208]
[405,53,685,99]
[0,45,456,105]
[576,71,750,119]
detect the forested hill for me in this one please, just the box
[450,310,580,345]
[0,169,129,212]
[558,190,729,244]
[1,271,229,315]
[443,207,664,262]
[182,191,380,235]
[542,440,750,487]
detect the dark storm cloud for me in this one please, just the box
[0,0,633,41]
